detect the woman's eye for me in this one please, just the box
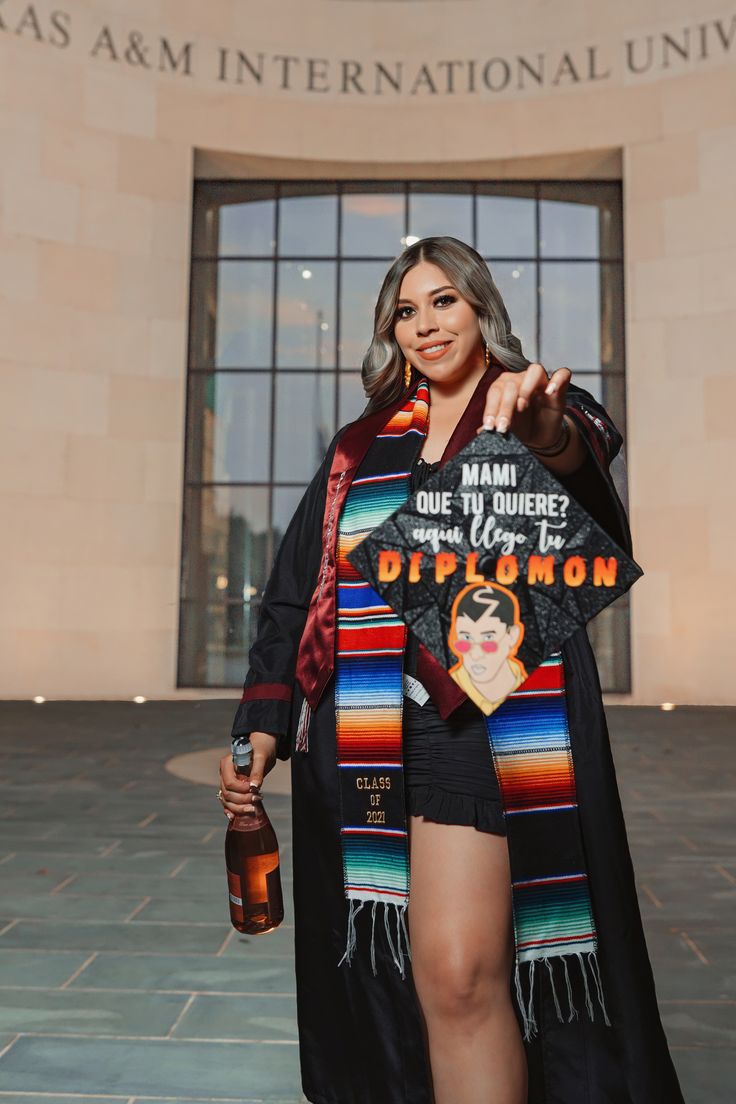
[395,295,455,320]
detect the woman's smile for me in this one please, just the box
[416,340,454,361]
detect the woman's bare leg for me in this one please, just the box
[407,815,527,1104]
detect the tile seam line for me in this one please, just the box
[0,949,296,958]
[0,1094,280,1103]
[0,1030,298,1043]
[0,985,297,996]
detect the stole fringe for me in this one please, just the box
[513,949,612,1043]
[295,696,311,753]
[338,898,412,980]
[337,899,611,1043]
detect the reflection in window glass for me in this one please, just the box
[540,262,600,372]
[215,261,273,368]
[540,183,622,259]
[341,191,405,256]
[179,483,270,679]
[181,485,270,605]
[219,200,276,257]
[179,599,260,687]
[587,598,631,693]
[486,262,537,363]
[186,373,271,484]
[339,262,389,368]
[478,195,535,257]
[540,199,599,259]
[408,189,472,243]
[274,372,335,481]
[339,372,368,426]
[279,193,337,256]
[277,261,336,368]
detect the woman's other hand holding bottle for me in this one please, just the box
[218,731,278,820]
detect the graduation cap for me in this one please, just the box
[347,430,643,716]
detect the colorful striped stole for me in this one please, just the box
[332,378,611,1041]
[485,654,610,1038]
[334,381,429,976]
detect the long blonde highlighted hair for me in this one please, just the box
[361,235,530,414]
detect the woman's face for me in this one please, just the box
[393,260,485,385]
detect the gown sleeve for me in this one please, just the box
[560,382,633,556]
[229,427,345,761]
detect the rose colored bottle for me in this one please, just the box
[225,739,284,935]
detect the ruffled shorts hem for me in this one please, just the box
[406,784,507,837]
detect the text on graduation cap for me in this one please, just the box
[377,551,620,588]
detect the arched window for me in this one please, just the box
[179,179,628,691]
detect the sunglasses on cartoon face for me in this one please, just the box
[453,635,501,654]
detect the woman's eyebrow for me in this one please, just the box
[397,284,455,305]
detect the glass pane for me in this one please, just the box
[339,372,368,426]
[214,261,273,368]
[274,372,336,481]
[279,186,337,255]
[192,182,277,257]
[276,261,336,368]
[540,262,600,373]
[339,261,389,368]
[219,200,276,257]
[540,200,598,260]
[341,187,405,256]
[179,599,261,687]
[587,596,631,693]
[477,188,536,257]
[273,486,307,550]
[487,261,537,363]
[186,373,271,484]
[179,483,269,683]
[540,182,622,260]
[408,185,472,244]
[181,485,270,606]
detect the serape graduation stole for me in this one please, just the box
[334,380,430,979]
[331,378,611,1041]
[485,653,611,1039]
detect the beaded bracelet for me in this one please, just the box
[528,415,571,458]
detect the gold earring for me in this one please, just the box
[484,342,490,368]
[404,360,412,387]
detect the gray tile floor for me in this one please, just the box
[0,701,732,1103]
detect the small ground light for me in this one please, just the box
[33,696,45,704]
[133,695,147,704]
[660,702,676,711]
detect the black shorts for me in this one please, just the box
[402,693,507,836]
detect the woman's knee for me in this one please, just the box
[412,937,513,1023]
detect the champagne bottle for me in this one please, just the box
[225,738,284,934]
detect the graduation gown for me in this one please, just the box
[231,365,686,1104]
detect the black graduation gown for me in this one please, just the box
[231,384,686,1104]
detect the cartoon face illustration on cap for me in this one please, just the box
[448,582,528,715]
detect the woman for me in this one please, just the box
[218,237,685,1104]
